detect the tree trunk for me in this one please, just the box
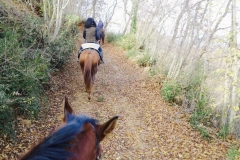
[104,0,118,31]
[228,0,238,134]
[222,65,230,127]
[43,0,48,23]
[51,0,70,42]
[48,0,57,36]
[201,0,232,57]
[168,0,190,79]
[130,0,139,34]
[92,0,97,19]
[121,0,130,35]
[167,0,189,53]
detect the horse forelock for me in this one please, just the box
[20,114,98,160]
[65,114,98,128]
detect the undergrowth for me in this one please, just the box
[106,32,121,43]
[106,32,135,51]
[161,80,182,104]
[160,62,215,141]
[137,52,155,67]
[107,29,229,143]
[227,146,240,160]
[0,3,78,139]
[126,49,137,58]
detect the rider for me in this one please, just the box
[97,20,104,44]
[97,20,104,29]
[77,18,104,63]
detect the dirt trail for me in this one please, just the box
[44,26,234,159]
[0,24,231,160]
[4,26,235,160]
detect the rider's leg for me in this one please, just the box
[98,47,105,63]
[77,46,83,62]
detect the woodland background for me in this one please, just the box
[0,0,240,159]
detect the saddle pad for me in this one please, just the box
[82,43,100,50]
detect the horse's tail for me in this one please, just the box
[84,51,92,93]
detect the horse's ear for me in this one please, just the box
[98,116,118,141]
[63,96,74,122]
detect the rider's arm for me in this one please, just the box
[95,27,100,41]
[83,29,86,39]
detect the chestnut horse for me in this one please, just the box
[99,28,104,45]
[20,97,118,160]
[79,47,100,100]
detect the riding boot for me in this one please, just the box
[98,47,105,63]
[100,51,104,63]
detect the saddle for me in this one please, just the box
[81,43,100,53]
[77,43,101,61]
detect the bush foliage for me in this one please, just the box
[106,32,121,43]
[160,81,182,104]
[227,146,240,160]
[106,32,136,51]
[0,5,78,139]
[105,24,222,141]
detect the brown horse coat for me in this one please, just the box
[79,49,100,100]
[20,97,118,160]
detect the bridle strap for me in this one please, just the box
[90,124,101,160]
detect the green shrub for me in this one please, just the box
[125,49,137,58]
[189,94,213,141]
[106,32,121,43]
[17,17,44,49]
[48,17,78,69]
[197,126,211,141]
[178,61,215,139]
[218,124,229,139]
[0,11,78,139]
[97,96,104,102]
[117,33,136,50]
[183,60,206,102]
[160,81,182,103]
[0,30,47,139]
[227,146,240,160]
[137,52,155,67]
[190,98,212,126]
[149,69,157,76]
[108,33,138,63]
[137,53,150,67]
[0,104,15,138]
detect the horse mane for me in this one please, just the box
[20,114,97,160]
[84,51,93,92]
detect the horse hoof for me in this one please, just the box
[88,96,91,100]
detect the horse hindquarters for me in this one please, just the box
[83,55,93,98]
[80,50,100,100]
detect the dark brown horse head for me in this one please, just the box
[79,49,100,100]
[20,97,118,160]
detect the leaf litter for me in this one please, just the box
[1,25,239,160]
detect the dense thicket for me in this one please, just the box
[0,0,78,139]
